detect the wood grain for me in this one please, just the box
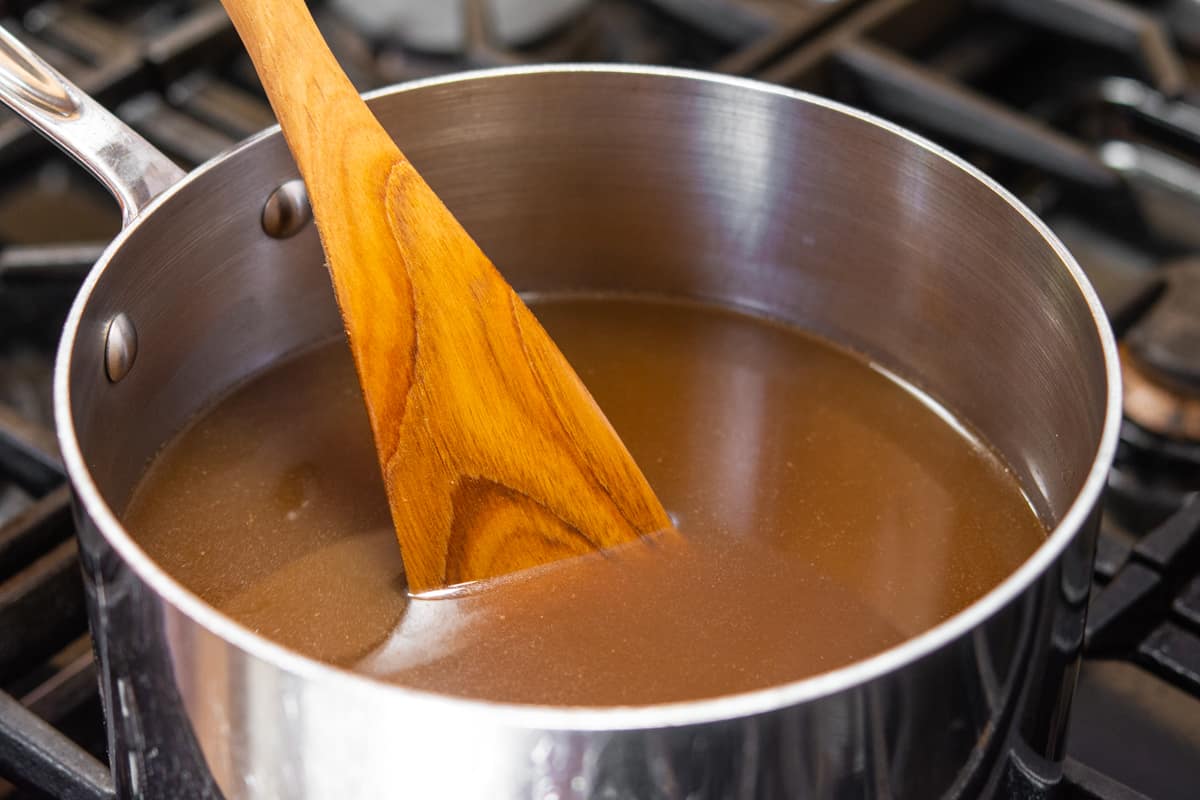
[219,0,672,592]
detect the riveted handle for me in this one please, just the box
[0,22,185,225]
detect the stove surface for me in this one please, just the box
[2,1,1200,798]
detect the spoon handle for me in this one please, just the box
[216,0,672,593]
[218,0,420,456]
[219,0,398,174]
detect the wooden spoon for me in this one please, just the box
[218,0,672,593]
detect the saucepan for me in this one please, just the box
[0,24,1120,799]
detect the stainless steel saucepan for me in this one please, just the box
[0,25,1120,800]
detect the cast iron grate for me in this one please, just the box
[2,1,1200,798]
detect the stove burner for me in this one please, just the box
[1122,343,1200,444]
[1127,261,1200,393]
[1120,261,1200,443]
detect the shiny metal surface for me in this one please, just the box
[0,22,183,223]
[102,313,137,384]
[260,179,311,239]
[41,66,1120,798]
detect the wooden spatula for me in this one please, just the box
[219,0,672,593]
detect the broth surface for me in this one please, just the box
[124,296,1046,705]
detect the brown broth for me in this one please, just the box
[123,296,1046,706]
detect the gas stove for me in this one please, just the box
[1,1,1198,798]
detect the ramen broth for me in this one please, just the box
[124,296,1046,706]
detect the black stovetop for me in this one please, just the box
[2,2,1199,798]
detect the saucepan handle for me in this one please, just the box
[0,22,185,225]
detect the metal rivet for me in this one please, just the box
[104,313,137,383]
[262,179,311,239]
